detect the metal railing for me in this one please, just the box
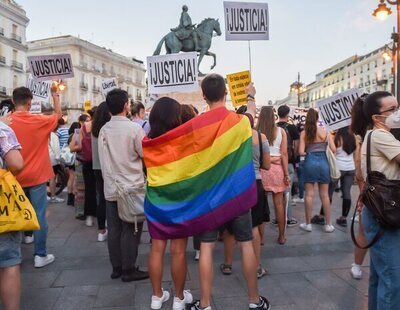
[0,86,6,95]
[0,28,4,36]
[10,33,22,43]
[92,86,100,93]
[11,60,23,70]
[80,82,88,90]
[0,56,5,65]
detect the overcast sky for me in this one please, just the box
[18,0,395,104]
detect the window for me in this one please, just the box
[13,75,18,89]
[348,72,350,78]
[375,60,378,67]
[383,57,386,65]
[367,63,370,71]
[354,70,356,76]
[347,82,351,89]
[81,73,86,83]
[360,67,363,74]
[13,49,17,61]
[93,77,96,87]
[12,24,17,35]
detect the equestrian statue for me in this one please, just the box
[153,5,222,74]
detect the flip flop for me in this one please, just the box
[220,263,232,275]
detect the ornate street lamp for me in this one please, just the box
[373,0,400,100]
[290,72,305,107]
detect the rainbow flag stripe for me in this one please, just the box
[142,107,256,240]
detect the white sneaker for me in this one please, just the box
[46,196,51,202]
[173,290,193,310]
[85,216,94,227]
[293,197,304,203]
[34,254,55,268]
[97,230,108,242]
[325,224,335,233]
[194,250,200,261]
[151,289,170,309]
[50,196,65,203]
[350,263,362,279]
[299,223,312,232]
[24,235,34,244]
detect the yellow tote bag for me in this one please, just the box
[0,169,40,233]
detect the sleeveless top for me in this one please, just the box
[80,124,92,162]
[306,141,327,153]
[336,146,355,171]
[269,127,282,156]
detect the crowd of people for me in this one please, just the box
[0,74,400,310]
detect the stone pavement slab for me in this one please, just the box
[11,188,369,310]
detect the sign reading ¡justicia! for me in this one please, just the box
[224,1,269,41]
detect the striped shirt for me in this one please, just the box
[56,127,69,149]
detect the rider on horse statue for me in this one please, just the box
[171,5,199,51]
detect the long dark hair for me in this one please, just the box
[305,108,319,144]
[92,102,111,138]
[334,126,356,155]
[256,106,276,145]
[351,91,392,139]
[148,97,182,138]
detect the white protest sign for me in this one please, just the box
[101,77,118,96]
[224,1,269,41]
[28,54,74,81]
[26,75,52,102]
[316,88,361,131]
[147,52,198,94]
[29,100,42,114]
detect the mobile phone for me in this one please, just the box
[74,128,80,143]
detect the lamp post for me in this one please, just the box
[290,72,305,107]
[373,0,400,100]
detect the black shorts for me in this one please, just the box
[251,180,266,227]
[67,164,75,171]
[199,210,253,243]
[52,164,61,174]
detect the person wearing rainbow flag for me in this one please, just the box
[142,74,270,310]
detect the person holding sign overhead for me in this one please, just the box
[298,109,336,233]
[10,86,62,268]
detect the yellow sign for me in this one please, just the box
[226,70,251,107]
[84,100,92,111]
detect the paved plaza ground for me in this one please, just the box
[17,188,369,310]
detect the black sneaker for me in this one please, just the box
[110,267,122,279]
[287,219,298,227]
[187,300,212,310]
[336,217,347,227]
[249,296,271,309]
[310,214,325,225]
[271,219,278,226]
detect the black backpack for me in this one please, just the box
[277,122,295,163]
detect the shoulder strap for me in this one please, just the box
[367,131,373,175]
[141,121,147,129]
[258,131,263,169]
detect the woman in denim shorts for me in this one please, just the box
[298,109,336,233]
[0,121,24,310]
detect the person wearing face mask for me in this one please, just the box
[351,91,400,310]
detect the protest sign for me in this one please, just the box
[84,100,92,112]
[28,54,74,81]
[227,70,251,107]
[289,107,308,125]
[29,100,42,114]
[316,88,361,131]
[26,75,51,102]
[147,52,198,94]
[224,1,269,41]
[101,77,118,96]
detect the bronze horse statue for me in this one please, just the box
[153,18,222,74]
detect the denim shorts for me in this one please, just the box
[303,151,330,184]
[200,210,253,242]
[0,232,22,268]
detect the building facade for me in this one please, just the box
[0,0,29,100]
[27,35,146,119]
[297,45,393,108]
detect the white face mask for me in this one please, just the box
[385,110,400,129]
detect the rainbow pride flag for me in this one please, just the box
[142,107,256,240]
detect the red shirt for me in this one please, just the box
[10,112,58,187]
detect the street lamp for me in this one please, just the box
[290,72,305,107]
[373,0,400,100]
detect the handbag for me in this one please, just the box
[102,134,145,232]
[60,143,76,166]
[325,135,340,180]
[351,130,400,249]
[0,169,40,233]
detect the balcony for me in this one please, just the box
[377,79,388,86]
[92,86,100,93]
[365,81,371,86]
[11,60,23,71]
[0,86,6,95]
[358,83,364,88]
[80,62,88,69]
[0,27,3,36]
[0,56,5,65]
[80,82,88,90]
[10,33,22,43]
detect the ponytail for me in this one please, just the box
[350,91,392,139]
[305,108,318,144]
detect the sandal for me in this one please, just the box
[257,266,268,279]
[277,237,287,245]
[220,263,232,275]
